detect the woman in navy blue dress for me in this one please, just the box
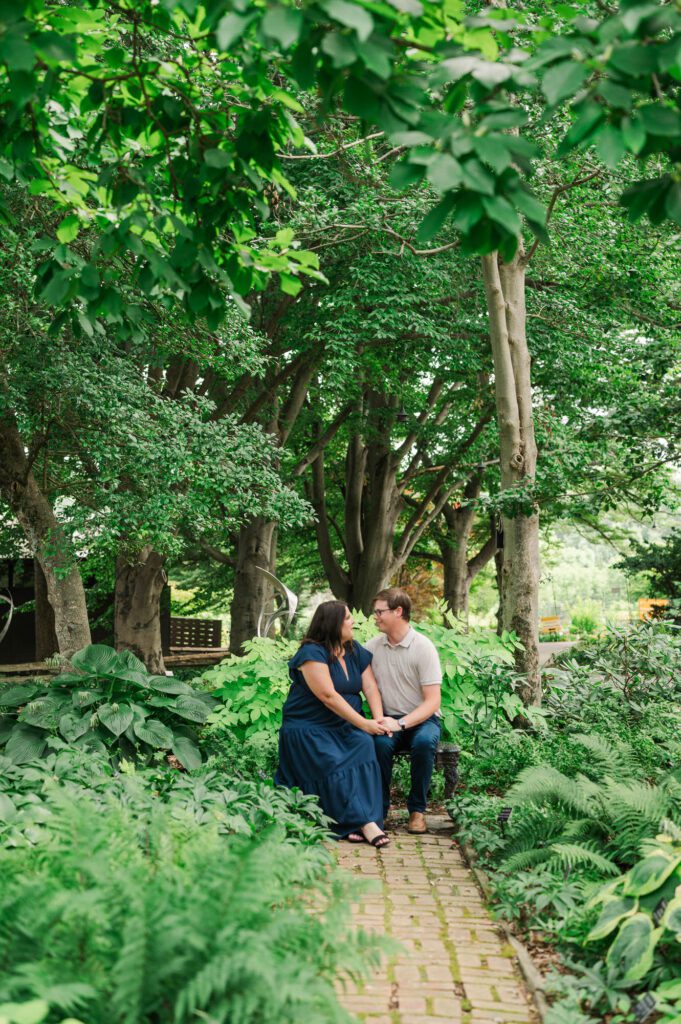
[275,601,390,848]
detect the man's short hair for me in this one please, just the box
[373,587,412,622]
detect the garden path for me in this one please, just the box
[337,815,537,1024]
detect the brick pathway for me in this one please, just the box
[336,817,536,1024]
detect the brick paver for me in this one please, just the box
[336,819,536,1024]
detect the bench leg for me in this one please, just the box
[437,746,461,814]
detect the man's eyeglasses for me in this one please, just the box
[373,607,393,617]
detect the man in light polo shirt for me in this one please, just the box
[364,587,442,835]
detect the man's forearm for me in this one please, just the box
[399,693,441,729]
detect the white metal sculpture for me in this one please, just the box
[0,590,14,646]
[255,566,298,637]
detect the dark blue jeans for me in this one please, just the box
[373,715,441,816]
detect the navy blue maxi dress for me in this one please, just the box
[274,641,384,837]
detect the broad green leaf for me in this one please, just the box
[133,718,174,748]
[19,695,69,729]
[663,895,681,936]
[279,272,302,296]
[415,195,456,242]
[56,215,80,244]
[261,7,303,49]
[0,684,41,708]
[460,159,495,196]
[145,677,194,694]
[473,136,512,174]
[390,160,425,189]
[321,31,356,68]
[625,849,681,896]
[426,154,462,192]
[542,61,588,105]
[606,913,662,981]
[324,0,374,41]
[216,13,253,50]
[595,124,627,169]
[97,702,134,737]
[58,711,91,743]
[70,644,122,678]
[0,1000,49,1024]
[587,895,638,941]
[0,793,16,822]
[638,104,681,138]
[4,724,46,765]
[204,149,231,169]
[621,116,647,154]
[482,195,522,235]
[171,734,202,771]
[173,695,211,723]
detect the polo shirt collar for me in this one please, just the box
[382,627,415,648]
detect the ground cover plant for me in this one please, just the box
[0,645,216,770]
[449,623,681,1024]
[0,735,383,1024]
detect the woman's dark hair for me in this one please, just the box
[301,600,354,660]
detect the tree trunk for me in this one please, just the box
[482,247,541,704]
[0,417,91,657]
[229,518,278,654]
[114,546,166,673]
[34,559,58,660]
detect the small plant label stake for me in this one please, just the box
[633,993,656,1023]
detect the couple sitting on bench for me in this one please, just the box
[275,587,442,850]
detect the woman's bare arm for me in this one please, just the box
[361,664,384,721]
[300,661,385,735]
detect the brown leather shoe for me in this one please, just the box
[407,811,427,834]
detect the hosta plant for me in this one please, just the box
[0,645,216,769]
[586,831,681,989]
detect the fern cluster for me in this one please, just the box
[0,785,381,1024]
[498,734,681,879]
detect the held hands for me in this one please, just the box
[363,719,390,736]
[378,716,402,734]
[363,716,401,736]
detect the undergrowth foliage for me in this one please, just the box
[0,754,383,1024]
[450,623,681,1024]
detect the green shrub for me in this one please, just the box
[201,635,297,744]
[0,786,382,1024]
[0,645,216,770]
[0,745,333,849]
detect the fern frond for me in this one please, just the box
[547,843,620,877]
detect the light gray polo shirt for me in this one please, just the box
[364,628,442,717]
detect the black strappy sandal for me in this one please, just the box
[369,832,390,848]
[347,832,366,844]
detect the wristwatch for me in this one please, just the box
[398,718,408,730]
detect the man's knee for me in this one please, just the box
[411,724,440,755]
[374,734,396,759]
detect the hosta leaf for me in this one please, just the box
[0,684,41,708]
[173,695,211,723]
[663,895,681,936]
[58,711,92,742]
[97,703,134,737]
[606,913,662,981]
[5,724,46,764]
[145,677,194,694]
[0,793,16,821]
[133,718,173,748]
[171,734,202,771]
[0,1000,50,1024]
[625,849,681,896]
[70,644,122,677]
[587,895,638,941]
[19,695,70,729]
